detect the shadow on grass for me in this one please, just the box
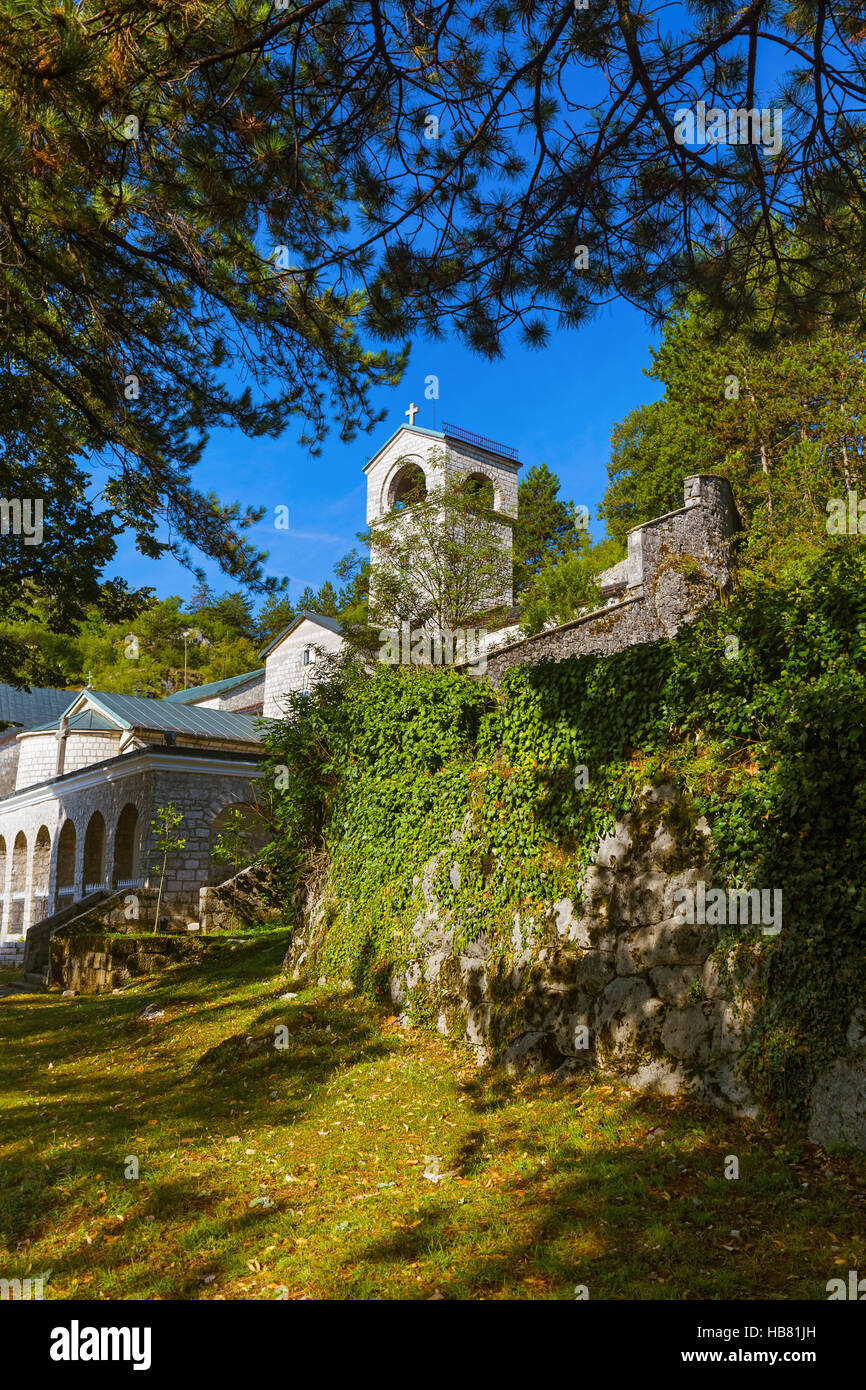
[326,1068,866,1301]
[3,933,866,1300]
[0,935,397,1288]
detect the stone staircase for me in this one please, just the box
[23,889,109,976]
[0,891,110,994]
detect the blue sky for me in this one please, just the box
[102,300,664,611]
[86,18,800,616]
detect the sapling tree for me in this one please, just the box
[150,803,186,933]
[365,457,513,633]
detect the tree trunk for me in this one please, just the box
[154,851,167,933]
[759,439,772,518]
[743,366,772,519]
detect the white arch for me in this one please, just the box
[378,454,430,517]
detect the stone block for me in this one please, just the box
[708,1000,750,1055]
[649,964,699,1005]
[660,1004,714,1062]
[594,828,632,871]
[700,956,725,999]
[609,870,667,928]
[594,977,664,1069]
[616,917,717,974]
[502,1030,562,1077]
[662,868,703,917]
[623,1057,687,1096]
[808,1057,866,1150]
[575,949,615,996]
[524,981,581,1033]
[553,998,594,1058]
[580,863,614,909]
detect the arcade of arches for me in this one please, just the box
[0,790,270,938]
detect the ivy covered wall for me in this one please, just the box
[262,544,866,1124]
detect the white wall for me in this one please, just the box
[364,427,517,618]
[16,732,123,791]
[263,620,345,719]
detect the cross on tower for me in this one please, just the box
[405,402,419,426]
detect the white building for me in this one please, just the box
[0,687,269,969]
[260,612,345,719]
[0,418,523,970]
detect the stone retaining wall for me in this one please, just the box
[286,783,761,1115]
[50,925,207,993]
[484,475,739,682]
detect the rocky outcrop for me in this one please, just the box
[285,784,763,1116]
[199,860,282,933]
[807,1008,866,1150]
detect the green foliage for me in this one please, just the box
[513,463,585,597]
[212,807,258,931]
[7,586,273,694]
[0,2,407,607]
[261,541,866,1122]
[257,554,368,648]
[601,398,700,545]
[363,459,513,630]
[212,809,256,877]
[520,534,626,635]
[599,301,866,581]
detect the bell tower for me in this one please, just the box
[363,418,521,617]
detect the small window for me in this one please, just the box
[303,647,311,666]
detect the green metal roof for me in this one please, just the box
[28,709,117,734]
[163,668,265,705]
[55,691,262,743]
[0,684,78,731]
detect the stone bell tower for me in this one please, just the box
[363,413,521,620]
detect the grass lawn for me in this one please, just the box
[1,932,864,1300]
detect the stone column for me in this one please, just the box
[73,821,85,903]
[0,837,12,935]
